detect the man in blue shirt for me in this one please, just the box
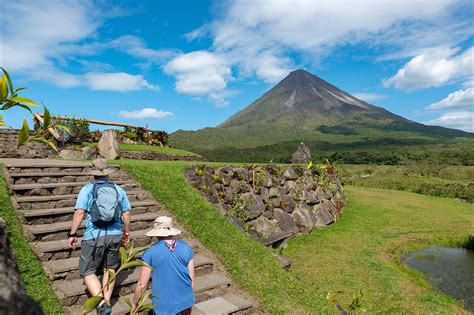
[133,216,195,315]
[68,158,131,315]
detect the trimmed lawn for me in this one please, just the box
[116,159,473,314]
[119,143,201,156]
[0,165,64,314]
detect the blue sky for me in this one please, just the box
[1,0,473,132]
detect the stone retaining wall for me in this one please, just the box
[122,150,206,162]
[0,128,54,159]
[0,218,43,314]
[185,164,346,246]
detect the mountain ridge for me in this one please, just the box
[170,69,472,163]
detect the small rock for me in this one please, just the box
[247,216,278,238]
[282,168,298,180]
[81,147,97,160]
[281,180,296,194]
[273,252,291,270]
[269,187,280,198]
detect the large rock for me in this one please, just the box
[292,202,317,233]
[314,202,334,227]
[59,149,84,160]
[247,216,278,238]
[241,193,265,220]
[0,218,43,314]
[98,129,120,160]
[273,208,298,234]
[280,194,296,213]
[291,142,311,164]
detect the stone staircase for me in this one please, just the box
[1,158,257,315]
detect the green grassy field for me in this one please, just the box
[119,143,200,156]
[116,159,473,314]
[343,164,474,202]
[0,165,63,314]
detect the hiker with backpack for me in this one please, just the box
[68,158,132,315]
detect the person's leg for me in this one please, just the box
[102,268,116,303]
[84,274,103,296]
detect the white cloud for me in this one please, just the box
[425,111,473,132]
[1,1,161,92]
[427,87,474,110]
[84,72,159,92]
[164,51,233,105]
[383,46,473,90]
[118,108,174,119]
[352,93,387,102]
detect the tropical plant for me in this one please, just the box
[81,242,154,314]
[0,67,68,156]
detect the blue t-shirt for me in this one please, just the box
[141,240,195,315]
[74,179,131,241]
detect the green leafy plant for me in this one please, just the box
[0,67,69,156]
[327,289,365,314]
[82,242,154,314]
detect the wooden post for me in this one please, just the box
[36,113,154,131]
[33,113,63,142]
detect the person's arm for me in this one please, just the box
[122,211,131,243]
[188,259,195,289]
[133,265,152,306]
[68,209,84,249]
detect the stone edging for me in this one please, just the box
[121,150,206,161]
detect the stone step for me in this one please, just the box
[33,230,199,262]
[9,172,94,177]
[15,189,149,203]
[193,293,254,315]
[24,212,164,241]
[56,270,231,306]
[12,180,136,191]
[2,159,90,168]
[20,201,159,219]
[44,254,214,280]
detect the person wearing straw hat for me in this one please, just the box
[68,158,132,315]
[133,216,195,315]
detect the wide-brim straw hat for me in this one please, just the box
[146,216,182,237]
[90,158,118,176]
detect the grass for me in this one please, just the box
[0,165,64,314]
[119,143,200,156]
[116,159,473,314]
[343,164,474,202]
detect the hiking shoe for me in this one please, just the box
[96,303,112,315]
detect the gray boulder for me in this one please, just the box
[273,208,298,234]
[247,216,278,238]
[292,202,317,233]
[81,147,97,160]
[241,193,265,220]
[280,194,297,213]
[282,168,298,180]
[98,129,120,160]
[291,142,311,164]
[314,202,334,227]
[281,180,296,194]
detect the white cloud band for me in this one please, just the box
[118,108,174,119]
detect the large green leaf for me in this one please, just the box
[119,246,128,265]
[54,124,71,134]
[43,106,51,130]
[1,68,13,95]
[0,74,7,101]
[31,137,58,152]
[82,296,103,314]
[118,260,147,272]
[137,304,155,312]
[18,119,29,146]
[120,295,134,313]
[10,96,38,107]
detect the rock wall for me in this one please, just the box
[185,164,346,246]
[0,218,43,314]
[0,129,54,159]
[122,151,206,162]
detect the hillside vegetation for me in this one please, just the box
[116,159,473,313]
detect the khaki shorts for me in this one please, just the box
[79,234,121,277]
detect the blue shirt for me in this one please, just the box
[74,179,131,241]
[141,240,195,315]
